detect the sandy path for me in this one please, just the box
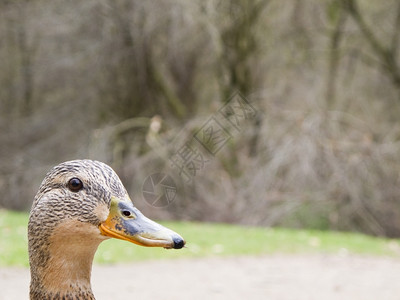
[1,254,399,300]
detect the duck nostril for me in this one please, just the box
[122,210,131,217]
[173,236,185,249]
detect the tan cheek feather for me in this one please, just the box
[94,203,109,223]
[42,219,105,293]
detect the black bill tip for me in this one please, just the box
[172,235,185,249]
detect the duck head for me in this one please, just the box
[28,159,184,299]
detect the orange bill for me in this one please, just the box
[99,197,185,249]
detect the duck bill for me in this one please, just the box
[99,197,185,249]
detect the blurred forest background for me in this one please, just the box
[1,0,400,237]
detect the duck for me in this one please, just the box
[28,159,185,299]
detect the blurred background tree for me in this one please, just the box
[1,0,400,237]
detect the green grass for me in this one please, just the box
[1,209,400,267]
[0,210,29,267]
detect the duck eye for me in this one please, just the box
[67,178,83,192]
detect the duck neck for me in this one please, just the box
[29,220,105,300]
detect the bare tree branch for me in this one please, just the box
[391,2,400,58]
[342,0,400,88]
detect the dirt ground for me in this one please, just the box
[1,254,399,300]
